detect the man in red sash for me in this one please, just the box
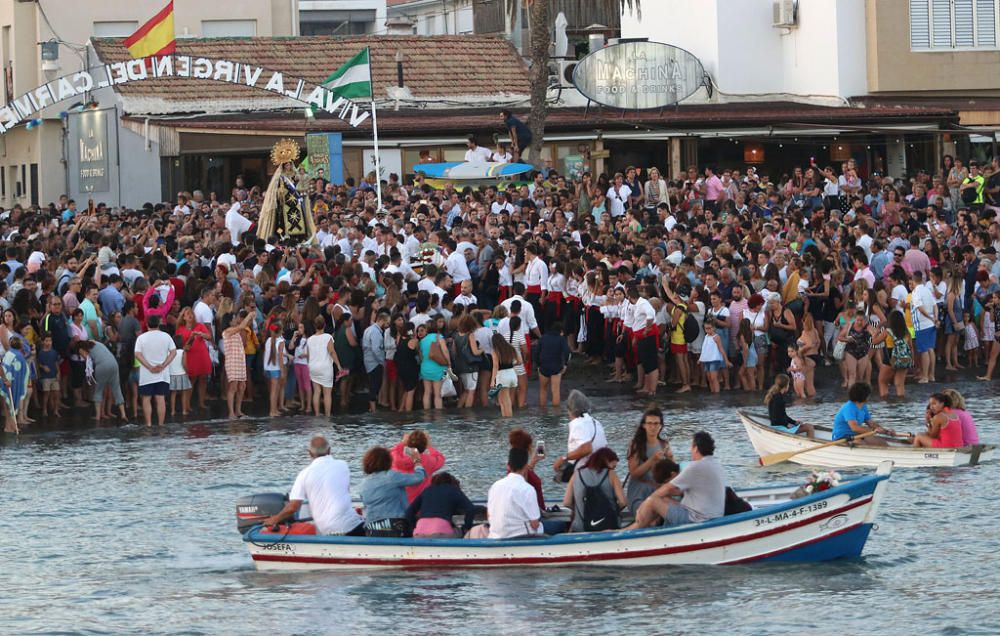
[628,286,659,397]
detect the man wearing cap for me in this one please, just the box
[262,435,364,536]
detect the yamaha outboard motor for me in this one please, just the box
[236,493,287,533]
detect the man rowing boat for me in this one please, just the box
[832,382,892,447]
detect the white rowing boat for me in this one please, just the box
[240,463,893,571]
[739,410,995,469]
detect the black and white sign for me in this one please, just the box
[573,41,707,110]
[78,110,109,193]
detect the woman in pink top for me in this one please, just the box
[390,430,445,502]
[141,282,175,330]
[912,393,964,448]
[942,389,980,445]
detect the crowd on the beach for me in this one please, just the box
[2,127,1000,432]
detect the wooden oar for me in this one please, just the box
[760,431,876,466]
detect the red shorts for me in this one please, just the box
[59,359,70,376]
[670,343,688,355]
[385,360,398,382]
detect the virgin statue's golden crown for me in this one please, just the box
[270,139,300,166]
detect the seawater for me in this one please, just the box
[2,380,998,635]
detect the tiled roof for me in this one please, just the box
[91,35,529,105]
[127,101,958,136]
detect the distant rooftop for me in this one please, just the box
[91,35,529,115]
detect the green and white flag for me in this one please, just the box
[323,48,372,100]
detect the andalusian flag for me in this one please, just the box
[124,1,176,61]
[323,48,373,100]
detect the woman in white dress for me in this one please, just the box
[306,315,341,417]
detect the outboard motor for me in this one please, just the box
[236,493,287,533]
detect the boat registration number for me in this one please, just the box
[261,543,293,551]
[753,500,828,527]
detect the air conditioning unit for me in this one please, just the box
[558,59,577,86]
[772,0,798,27]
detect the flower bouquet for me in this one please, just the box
[791,470,842,499]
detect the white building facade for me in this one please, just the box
[619,0,868,105]
[0,0,296,209]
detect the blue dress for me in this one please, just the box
[2,348,29,418]
[419,334,448,382]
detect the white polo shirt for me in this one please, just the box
[289,455,362,535]
[487,472,542,539]
[629,297,656,332]
[567,414,608,463]
[134,329,176,386]
[606,184,632,218]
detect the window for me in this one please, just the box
[911,0,999,49]
[201,20,257,38]
[93,21,139,37]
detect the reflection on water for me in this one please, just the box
[1,380,999,634]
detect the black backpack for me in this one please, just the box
[579,470,619,532]
[682,312,700,343]
[961,178,979,204]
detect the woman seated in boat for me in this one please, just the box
[390,430,446,502]
[405,472,477,538]
[508,428,545,511]
[626,407,674,513]
[910,393,965,448]
[832,382,891,447]
[358,446,427,537]
[941,389,980,445]
[764,374,815,439]
[562,447,628,532]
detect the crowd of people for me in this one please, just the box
[261,390,729,538]
[2,124,1000,432]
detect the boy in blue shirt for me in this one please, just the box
[832,382,890,446]
[37,334,61,417]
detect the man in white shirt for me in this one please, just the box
[193,289,217,339]
[522,244,548,315]
[490,191,515,215]
[487,448,542,539]
[501,284,540,338]
[606,172,631,219]
[133,315,176,428]
[444,243,472,296]
[464,137,493,163]
[627,287,659,395]
[454,279,478,308]
[554,390,608,477]
[262,436,365,536]
[909,270,939,383]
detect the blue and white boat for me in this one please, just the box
[239,462,893,571]
[413,161,533,180]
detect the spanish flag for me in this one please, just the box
[124,1,176,62]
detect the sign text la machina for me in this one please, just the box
[573,41,708,110]
[0,55,371,134]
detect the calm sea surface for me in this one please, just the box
[2,378,999,635]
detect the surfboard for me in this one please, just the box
[413,162,534,180]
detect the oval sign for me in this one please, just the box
[572,40,706,110]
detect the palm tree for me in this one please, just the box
[507,0,641,165]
